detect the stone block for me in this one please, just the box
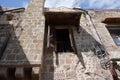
[6,54,15,60]
[15,67,25,80]
[32,67,40,80]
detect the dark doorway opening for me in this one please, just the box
[55,29,73,52]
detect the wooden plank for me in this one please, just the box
[111,58,120,61]
[47,26,50,48]
[69,27,77,53]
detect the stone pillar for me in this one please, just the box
[32,67,40,80]
[18,0,45,78]
[15,67,25,80]
[19,0,45,58]
[17,0,45,79]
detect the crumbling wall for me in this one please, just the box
[72,14,113,80]
[41,9,120,80]
[41,12,113,79]
[88,10,120,59]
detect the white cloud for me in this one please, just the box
[22,1,28,8]
[80,0,120,9]
[44,0,81,8]
[44,0,120,9]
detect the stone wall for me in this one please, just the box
[88,10,120,59]
[0,0,45,79]
[41,25,113,80]
[0,0,45,65]
[41,9,120,80]
[0,8,24,58]
[0,6,26,80]
[0,1,120,80]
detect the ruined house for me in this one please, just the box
[0,0,120,80]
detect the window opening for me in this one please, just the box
[107,27,120,46]
[55,29,73,52]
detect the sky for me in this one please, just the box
[0,0,120,9]
[0,0,29,8]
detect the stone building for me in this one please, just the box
[0,0,120,80]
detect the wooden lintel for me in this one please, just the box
[111,58,120,61]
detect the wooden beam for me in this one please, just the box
[47,26,50,48]
[69,27,74,52]
[111,58,120,61]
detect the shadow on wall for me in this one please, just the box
[41,21,103,80]
[72,25,98,68]
[0,8,36,80]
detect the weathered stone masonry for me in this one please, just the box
[0,0,120,80]
[0,0,45,80]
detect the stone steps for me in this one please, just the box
[0,66,40,80]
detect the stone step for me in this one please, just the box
[0,66,40,80]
